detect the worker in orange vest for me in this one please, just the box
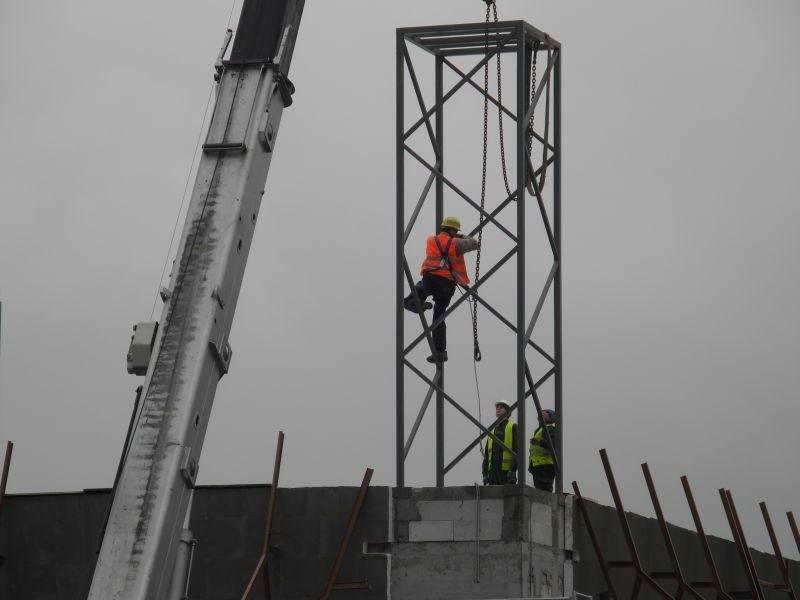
[404,216,478,363]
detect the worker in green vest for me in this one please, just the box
[528,409,557,492]
[482,400,518,485]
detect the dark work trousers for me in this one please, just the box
[405,272,456,352]
[531,464,556,492]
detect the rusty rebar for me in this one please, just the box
[759,502,796,598]
[719,489,764,600]
[599,449,672,600]
[789,512,800,556]
[572,480,618,599]
[318,468,374,600]
[241,431,285,600]
[0,441,13,517]
[680,476,731,600]
[642,463,703,600]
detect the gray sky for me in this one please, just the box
[1,0,799,561]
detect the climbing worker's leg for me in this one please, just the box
[403,280,432,313]
[423,273,456,363]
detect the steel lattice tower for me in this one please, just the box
[396,21,562,492]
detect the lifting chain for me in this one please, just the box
[470,0,499,363]
[473,1,544,365]
[527,42,548,196]
[527,45,539,168]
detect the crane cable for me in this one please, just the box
[149,0,239,320]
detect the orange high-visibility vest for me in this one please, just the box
[420,233,470,284]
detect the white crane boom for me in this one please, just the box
[89,2,305,598]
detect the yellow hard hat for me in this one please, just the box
[441,216,461,230]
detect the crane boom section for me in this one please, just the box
[88,2,305,598]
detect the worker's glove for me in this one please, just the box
[482,474,490,485]
[506,470,517,485]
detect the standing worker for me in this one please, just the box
[404,216,479,363]
[482,400,518,485]
[529,409,557,492]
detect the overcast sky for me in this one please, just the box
[1,0,799,562]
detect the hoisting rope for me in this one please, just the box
[149,82,217,320]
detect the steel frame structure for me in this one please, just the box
[395,21,562,490]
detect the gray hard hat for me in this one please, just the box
[543,409,556,421]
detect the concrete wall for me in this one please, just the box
[1,485,797,600]
[0,485,391,600]
[0,484,569,600]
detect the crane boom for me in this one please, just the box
[88,2,305,598]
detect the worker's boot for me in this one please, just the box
[426,350,448,363]
[403,295,432,313]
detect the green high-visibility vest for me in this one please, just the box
[487,419,515,471]
[529,423,556,467]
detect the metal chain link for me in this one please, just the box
[473,1,539,363]
[527,45,539,156]
[526,43,539,195]
[471,0,494,363]
[491,2,514,199]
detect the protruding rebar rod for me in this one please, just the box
[727,490,768,600]
[599,449,672,600]
[642,464,704,600]
[241,431,285,600]
[0,441,13,516]
[680,476,731,600]
[572,481,617,599]
[789,512,800,556]
[759,501,796,598]
[318,468,374,600]
[719,489,764,600]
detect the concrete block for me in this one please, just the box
[417,499,503,522]
[530,502,553,546]
[409,520,454,542]
[453,517,503,541]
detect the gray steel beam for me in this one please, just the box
[396,31,405,488]
[553,42,563,494]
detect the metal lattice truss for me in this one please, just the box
[395,22,563,489]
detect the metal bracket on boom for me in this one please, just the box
[214,28,234,82]
[179,446,198,488]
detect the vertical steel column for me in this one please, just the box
[553,44,563,495]
[435,54,445,487]
[396,31,405,488]
[516,23,527,489]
